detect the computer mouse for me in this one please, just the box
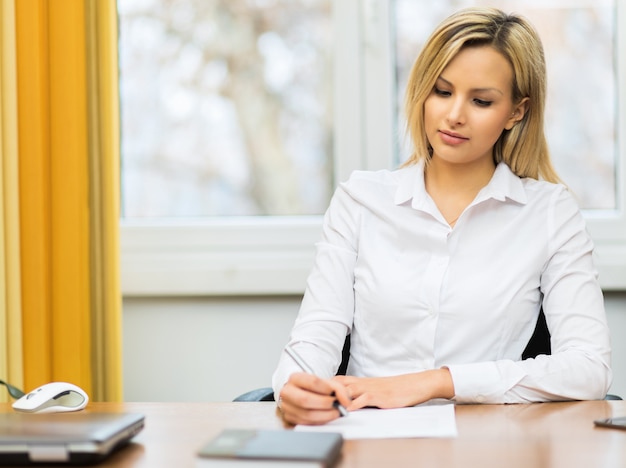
[12,382,89,414]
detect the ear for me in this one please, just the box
[505,97,529,130]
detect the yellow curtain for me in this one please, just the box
[0,0,123,402]
[0,0,23,404]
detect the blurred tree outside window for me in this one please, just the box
[118,0,333,217]
[394,0,617,210]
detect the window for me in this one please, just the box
[118,0,333,217]
[120,0,626,295]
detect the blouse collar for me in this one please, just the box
[394,159,529,209]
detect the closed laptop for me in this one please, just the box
[0,412,144,465]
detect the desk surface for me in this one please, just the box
[2,400,626,467]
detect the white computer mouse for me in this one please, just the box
[12,382,89,414]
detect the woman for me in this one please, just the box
[272,7,612,426]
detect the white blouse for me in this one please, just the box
[272,161,612,403]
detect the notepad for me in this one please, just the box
[197,429,343,467]
[295,402,457,439]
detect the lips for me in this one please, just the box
[438,129,469,145]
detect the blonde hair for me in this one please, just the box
[403,7,560,183]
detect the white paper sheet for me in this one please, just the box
[295,403,457,439]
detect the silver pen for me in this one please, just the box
[285,343,349,417]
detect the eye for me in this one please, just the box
[434,87,451,97]
[474,98,492,107]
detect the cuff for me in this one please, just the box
[446,361,524,404]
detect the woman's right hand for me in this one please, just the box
[278,372,352,426]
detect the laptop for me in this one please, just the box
[0,411,144,465]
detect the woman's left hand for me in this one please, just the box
[333,368,455,410]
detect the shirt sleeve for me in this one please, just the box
[271,182,359,398]
[448,186,612,403]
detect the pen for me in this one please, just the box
[285,344,349,417]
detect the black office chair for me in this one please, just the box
[234,311,621,401]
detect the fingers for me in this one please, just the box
[279,373,350,425]
[332,375,363,409]
[333,375,406,410]
[326,379,352,410]
[280,400,338,426]
[284,373,335,410]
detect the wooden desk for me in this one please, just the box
[2,400,626,467]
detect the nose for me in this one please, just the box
[446,98,466,126]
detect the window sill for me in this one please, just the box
[120,217,322,296]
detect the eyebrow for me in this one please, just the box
[436,76,504,96]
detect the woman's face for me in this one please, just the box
[424,46,523,167]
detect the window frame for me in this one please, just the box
[120,0,626,296]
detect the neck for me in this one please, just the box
[423,156,496,227]
[425,157,496,196]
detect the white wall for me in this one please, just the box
[122,292,626,402]
[122,296,300,402]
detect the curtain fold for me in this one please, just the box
[0,0,24,404]
[85,0,123,402]
[2,0,123,402]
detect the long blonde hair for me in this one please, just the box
[403,7,560,183]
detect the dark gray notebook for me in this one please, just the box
[0,412,144,465]
[198,429,343,467]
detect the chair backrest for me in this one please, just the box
[336,334,351,376]
[521,309,551,359]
